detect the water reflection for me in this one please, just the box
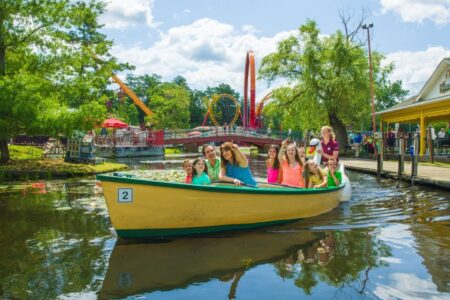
[0,181,113,300]
[99,227,393,299]
[99,229,323,299]
[0,155,449,299]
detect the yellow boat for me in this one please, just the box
[97,167,351,238]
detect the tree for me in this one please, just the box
[0,0,124,162]
[259,20,406,149]
[190,89,208,127]
[203,84,241,126]
[124,73,161,123]
[146,82,191,129]
[375,63,408,111]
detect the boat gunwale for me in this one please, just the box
[96,174,345,195]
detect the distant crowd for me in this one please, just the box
[182,126,342,189]
[348,125,450,159]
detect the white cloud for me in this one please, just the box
[377,224,414,249]
[100,0,154,30]
[383,46,447,96]
[112,18,296,97]
[374,273,448,300]
[380,0,450,24]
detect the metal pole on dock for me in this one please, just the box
[427,126,434,163]
[398,138,404,181]
[411,134,419,185]
[376,134,383,177]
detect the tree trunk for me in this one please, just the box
[0,13,10,162]
[328,112,349,152]
[0,21,9,162]
[0,139,9,163]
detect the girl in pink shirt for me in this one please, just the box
[278,140,305,187]
[266,145,281,184]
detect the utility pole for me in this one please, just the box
[362,23,376,135]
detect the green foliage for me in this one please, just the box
[8,145,43,160]
[375,62,409,111]
[0,0,125,162]
[203,84,241,126]
[259,20,407,147]
[123,74,162,123]
[147,82,191,129]
[164,147,183,155]
[190,89,209,127]
[0,159,127,179]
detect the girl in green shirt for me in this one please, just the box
[192,158,211,185]
[326,159,342,187]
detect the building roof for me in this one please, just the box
[377,57,450,116]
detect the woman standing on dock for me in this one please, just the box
[318,126,339,165]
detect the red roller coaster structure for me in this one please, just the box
[202,50,272,129]
[244,50,256,128]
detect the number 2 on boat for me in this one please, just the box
[118,188,133,203]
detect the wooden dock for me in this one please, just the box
[341,158,450,190]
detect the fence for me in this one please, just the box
[349,136,450,160]
[94,130,164,147]
[163,128,302,142]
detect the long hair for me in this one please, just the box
[267,144,280,170]
[220,142,237,168]
[321,125,336,141]
[285,144,303,167]
[305,160,323,180]
[192,158,208,176]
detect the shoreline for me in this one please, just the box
[0,159,128,183]
[341,158,450,191]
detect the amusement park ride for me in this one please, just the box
[93,49,272,130]
[201,50,272,129]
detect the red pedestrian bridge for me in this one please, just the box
[164,128,283,149]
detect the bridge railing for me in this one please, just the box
[163,128,287,140]
[164,127,302,141]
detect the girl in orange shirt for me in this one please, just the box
[278,140,305,187]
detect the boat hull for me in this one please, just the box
[98,175,345,238]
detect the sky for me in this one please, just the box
[99,0,450,100]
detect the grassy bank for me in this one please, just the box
[0,145,128,182]
[164,147,183,155]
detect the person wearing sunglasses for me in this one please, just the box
[219,142,257,187]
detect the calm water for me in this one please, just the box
[0,156,449,299]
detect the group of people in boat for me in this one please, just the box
[182,125,342,188]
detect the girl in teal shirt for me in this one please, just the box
[192,158,211,185]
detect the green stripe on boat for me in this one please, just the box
[115,219,302,238]
[96,174,344,195]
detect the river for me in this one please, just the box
[0,155,449,299]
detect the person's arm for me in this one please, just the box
[320,150,338,162]
[308,178,313,189]
[278,141,287,163]
[315,171,328,188]
[219,166,243,186]
[277,166,283,184]
[232,144,248,168]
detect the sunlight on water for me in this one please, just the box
[0,155,449,299]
